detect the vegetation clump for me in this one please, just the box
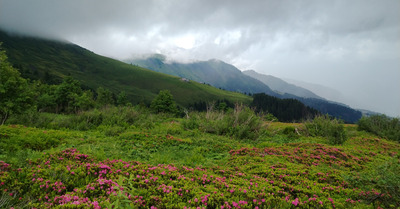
[305,115,347,145]
[0,47,35,125]
[150,90,179,115]
[183,103,263,140]
[358,114,400,142]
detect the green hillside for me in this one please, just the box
[0,30,250,107]
[126,54,279,96]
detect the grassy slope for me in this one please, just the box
[0,112,399,208]
[0,30,250,106]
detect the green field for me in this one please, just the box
[1,107,399,208]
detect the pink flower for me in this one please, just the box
[292,198,299,206]
[285,196,290,202]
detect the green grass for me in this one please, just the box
[1,108,400,208]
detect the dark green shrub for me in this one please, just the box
[181,116,199,130]
[150,90,179,115]
[305,115,347,145]
[358,115,400,142]
[281,126,299,139]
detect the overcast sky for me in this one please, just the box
[1,0,399,116]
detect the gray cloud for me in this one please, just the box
[1,0,399,116]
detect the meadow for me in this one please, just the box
[0,106,399,208]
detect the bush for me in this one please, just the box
[281,126,300,139]
[150,90,179,115]
[358,115,400,142]
[183,104,263,140]
[305,115,347,145]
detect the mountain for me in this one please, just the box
[128,55,362,123]
[243,70,323,99]
[282,78,345,103]
[125,55,279,96]
[0,30,251,107]
[244,71,362,123]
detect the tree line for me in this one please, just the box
[1,46,181,125]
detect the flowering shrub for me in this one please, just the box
[1,120,399,208]
[1,135,399,208]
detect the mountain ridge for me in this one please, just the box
[125,54,280,96]
[127,54,362,123]
[0,29,251,107]
[243,70,324,99]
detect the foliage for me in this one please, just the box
[264,113,278,122]
[344,157,400,208]
[183,103,263,140]
[358,114,400,142]
[36,83,57,112]
[0,46,35,125]
[305,115,348,145]
[0,127,399,208]
[251,93,318,122]
[35,77,95,114]
[54,76,82,113]
[296,97,363,124]
[116,91,129,106]
[150,90,179,115]
[96,87,115,107]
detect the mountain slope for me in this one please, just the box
[128,55,362,123]
[0,30,251,107]
[126,55,279,96]
[243,70,323,99]
[282,78,345,103]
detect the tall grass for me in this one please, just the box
[7,106,171,131]
[182,103,263,140]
